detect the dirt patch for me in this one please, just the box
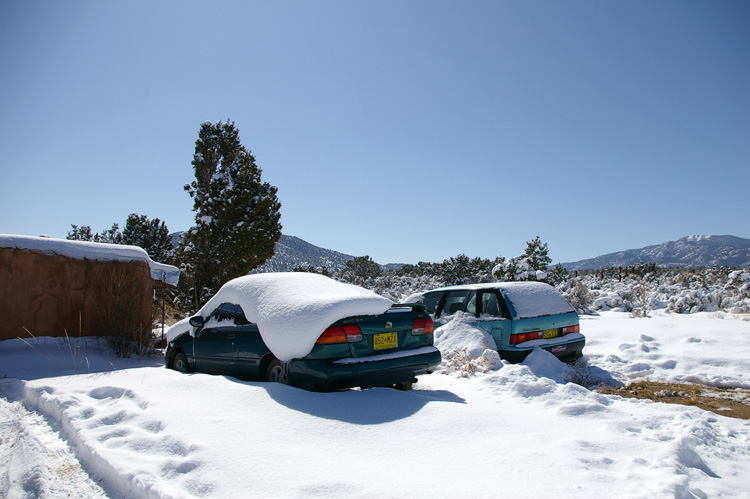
[597,381,750,420]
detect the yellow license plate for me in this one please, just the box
[543,329,558,339]
[373,332,398,350]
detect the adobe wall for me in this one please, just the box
[0,248,154,341]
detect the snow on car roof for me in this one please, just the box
[195,272,393,361]
[421,281,575,319]
[498,282,575,318]
[0,233,180,285]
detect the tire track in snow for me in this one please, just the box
[22,381,215,499]
[0,386,108,499]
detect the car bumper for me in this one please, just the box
[499,338,585,364]
[288,346,442,391]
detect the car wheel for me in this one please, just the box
[394,381,413,391]
[264,358,288,385]
[172,351,191,373]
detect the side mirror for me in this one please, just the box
[189,316,204,328]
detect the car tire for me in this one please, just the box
[394,381,414,391]
[264,358,289,385]
[172,351,191,373]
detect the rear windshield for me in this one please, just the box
[501,283,575,319]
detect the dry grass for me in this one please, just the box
[598,381,750,420]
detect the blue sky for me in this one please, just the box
[1,1,748,265]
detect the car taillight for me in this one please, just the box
[411,317,434,335]
[561,325,579,336]
[509,331,544,345]
[316,324,363,344]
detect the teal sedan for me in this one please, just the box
[166,273,441,391]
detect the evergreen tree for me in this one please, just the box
[524,236,552,271]
[67,223,123,244]
[290,264,331,276]
[122,213,173,263]
[183,119,282,307]
[438,254,495,285]
[342,256,382,280]
[547,263,569,285]
[492,237,552,282]
[67,224,94,241]
[94,223,123,244]
[497,255,523,281]
[440,254,471,285]
[394,263,418,276]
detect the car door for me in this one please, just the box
[235,323,271,381]
[192,327,237,376]
[192,303,244,377]
[475,290,512,347]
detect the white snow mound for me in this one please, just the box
[434,313,497,357]
[521,347,573,383]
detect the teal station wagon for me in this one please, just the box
[410,282,584,363]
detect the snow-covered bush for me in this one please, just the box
[630,282,649,318]
[347,274,445,303]
[439,348,502,377]
[350,260,750,316]
[567,266,750,315]
[557,278,594,314]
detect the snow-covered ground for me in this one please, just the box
[1,311,749,498]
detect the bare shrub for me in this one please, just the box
[630,282,650,318]
[564,359,614,389]
[439,347,502,377]
[561,278,594,314]
[93,264,155,357]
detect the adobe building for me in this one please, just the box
[0,234,179,341]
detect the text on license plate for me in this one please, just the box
[373,332,398,350]
[543,329,558,339]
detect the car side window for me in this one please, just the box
[465,291,477,316]
[440,290,474,317]
[479,291,511,320]
[207,303,250,327]
[422,292,442,315]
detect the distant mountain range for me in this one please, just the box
[171,233,750,273]
[560,235,750,271]
[253,235,355,273]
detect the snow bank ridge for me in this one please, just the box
[23,382,215,498]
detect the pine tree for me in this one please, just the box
[342,256,382,280]
[524,236,552,271]
[122,213,173,263]
[67,223,123,243]
[183,120,282,307]
[500,256,524,281]
[67,224,94,241]
[547,263,569,285]
[492,237,552,282]
[440,254,470,286]
[94,223,123,244]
